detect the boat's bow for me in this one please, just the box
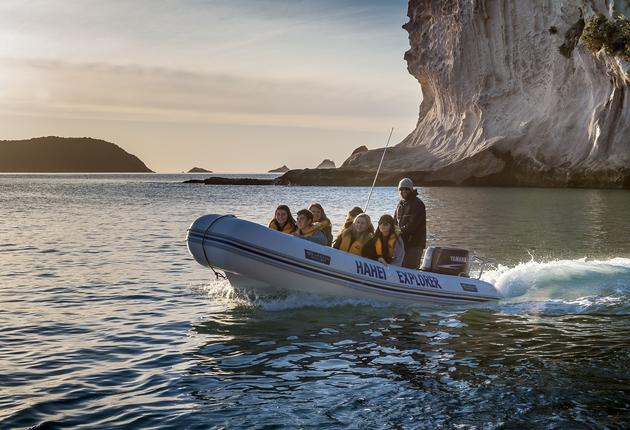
[187,214,234,268]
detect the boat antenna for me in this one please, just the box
[364,127,394,213]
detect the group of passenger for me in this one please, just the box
[268,178,426,269]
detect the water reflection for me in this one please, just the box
[1,175,629,429]
[186,304,630,428]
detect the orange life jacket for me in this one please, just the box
[268,219,296,234]
[296,224,319,237]
[334,220,353,245]
[374,233,399,263]
[338,230,371,256]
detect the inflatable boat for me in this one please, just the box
[187,214,503,305]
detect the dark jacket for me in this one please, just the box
[394,192,426,248]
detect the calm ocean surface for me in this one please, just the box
[1,174,629,429]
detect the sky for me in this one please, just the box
[0,0,420,172]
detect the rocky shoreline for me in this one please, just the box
[184,177,273,185]
[275,166,630,189]
[184,151,630,189]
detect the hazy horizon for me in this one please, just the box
[0,0,420,173]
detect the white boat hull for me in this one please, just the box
[187,214,502,305]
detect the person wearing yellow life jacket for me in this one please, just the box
[362,214,405,266]
[333,206,363,247]
[333,213,373,256]
[268,205,297,234]
[293,209,328,246]
[308,203,333,246]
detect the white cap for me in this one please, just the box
[398,177,414,190]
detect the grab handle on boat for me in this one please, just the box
[202,215,235,280]
[471,255,486,279]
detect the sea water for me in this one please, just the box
[1,174,628,429]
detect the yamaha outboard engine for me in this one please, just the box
[421,246,470,277]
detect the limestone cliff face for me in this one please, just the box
[344,0,630,186]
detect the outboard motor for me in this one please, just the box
[421,246,470,277]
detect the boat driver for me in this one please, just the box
[394,178,426,269]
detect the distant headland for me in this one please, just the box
[0,137,152,173]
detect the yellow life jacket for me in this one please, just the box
[338,231,371,256]
[269,219,296,234]
[334,220,353,245]
[374,233,399,263]
[296,224,319,237]
[313,219,330,230]
[313,219,333,245]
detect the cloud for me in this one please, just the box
[0,0,409,78]
[1,57,417,132]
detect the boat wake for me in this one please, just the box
[482,257,630,314]
[193,257,630,315]
[194,279,398,311]
[190,279,254,308]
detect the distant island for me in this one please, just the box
[188,167,212,173]
[316,159,336,169]
[268,165,290,173]
[0,137,152,172]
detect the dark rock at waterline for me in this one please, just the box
[183,149,630,189]
[183,176,273,185]
[275,169,383,186]
[275,149,630,189]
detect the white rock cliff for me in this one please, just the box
[343,0,630,187]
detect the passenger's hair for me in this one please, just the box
[308,203,329,222]
[352,213,374,236]
[348,206,363,218]
[377,214,395,228]
[342,206,363,229]
[274,205,296,228]
[296,208,314,222]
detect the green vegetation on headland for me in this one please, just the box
[0,137,153,173]
[581,13,630,61]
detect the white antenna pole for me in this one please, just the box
[364,127,394,213]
